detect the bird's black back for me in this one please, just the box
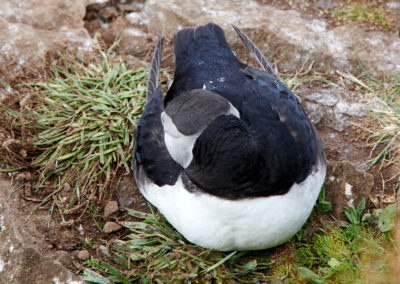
[168,23,318,199]
[137,23,320,200]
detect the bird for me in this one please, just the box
[133,23,326,251]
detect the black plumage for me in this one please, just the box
[134,23,321,200]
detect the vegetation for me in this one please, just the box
[352,64,400,175]
[83,191,397,283]
[332,4,393,28]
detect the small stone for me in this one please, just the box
[103,221,122,233]
[116,175,136,207]
[77,249,90,260]
[104,201,119,220]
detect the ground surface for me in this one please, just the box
[0,0,399,282]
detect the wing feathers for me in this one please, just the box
[232,25,277,78]
[146,37,164,102]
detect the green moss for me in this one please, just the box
[295,245,315,268]
[332,4,392,28]
[291,199,396,283]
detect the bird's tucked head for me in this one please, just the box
[161,89,239,168]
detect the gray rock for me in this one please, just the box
[0,0,93,75]
[300,87,366,132]
[77,249,90,261]
[0,0,88,30]
[0,178,82,284]
[144,0,400,77]
[103,221,122,233]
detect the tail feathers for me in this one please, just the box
[146,36,164,102]
[172,28,194,60]
[173,23,230,60]
[232,25,277,78]
[194,23,229,45]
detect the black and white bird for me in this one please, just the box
[133,23,326,251]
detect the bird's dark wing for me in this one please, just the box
[184,67,318,200]
[184,114,262,199]
[241,66,316,184]
[133,37,182,186]
[232,25,277,78]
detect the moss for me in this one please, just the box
[295,245,315,268]
[332,4,393,28]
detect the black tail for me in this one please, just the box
[173,23,232,75]
[173,23,229,58]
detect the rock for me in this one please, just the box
[77,249,90,261]
[104,201,119,220]
[0,178,81,284]
[0,0,93,76]
[144,0,400,77]
[103,221,122,233]
[116,174,149,212]
[300,87,366,132]
[0,0,88,30]
[324,161,374,220]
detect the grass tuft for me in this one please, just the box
[0,42,151,216]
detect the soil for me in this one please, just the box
[0,0,399,279]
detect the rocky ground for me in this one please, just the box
[0,0,400,282]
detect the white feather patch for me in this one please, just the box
[161,112,199,168]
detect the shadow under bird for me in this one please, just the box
[133,23,326,251]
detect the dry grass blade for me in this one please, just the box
[359,72,400,174]
[364,99,400,172]
[336,70,374,93]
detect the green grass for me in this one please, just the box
[280,62,339,92]
[332,4,393,28]
[83,191,397,283]
[0,42,151,213]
